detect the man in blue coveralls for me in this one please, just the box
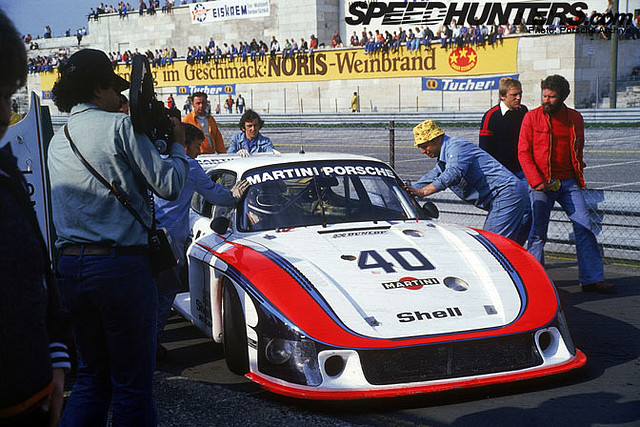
[227,109,275,157]
[405,119,530,245]
[155,124,249,358]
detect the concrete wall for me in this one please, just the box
[86,1,339,55]
[27,1,640,115]
[518,33,640,109]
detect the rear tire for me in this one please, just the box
[222,281,249,375]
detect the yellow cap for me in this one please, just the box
[413,119,444,147]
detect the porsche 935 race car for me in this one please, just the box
[173,152,586,400]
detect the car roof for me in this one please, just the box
[197,152,388,174]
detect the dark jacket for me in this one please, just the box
[0,144,70,417]
[479,103,528,174]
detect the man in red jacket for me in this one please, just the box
[518,75,613,294]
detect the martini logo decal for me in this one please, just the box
[382,277,439,290]
[448,47,477,72]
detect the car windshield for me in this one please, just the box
[238,161,419,231]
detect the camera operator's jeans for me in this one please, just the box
[527,178,604,285]
[58,253,158,427]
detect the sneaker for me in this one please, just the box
[580,281,614,294]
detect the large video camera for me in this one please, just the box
[130,54,176,154]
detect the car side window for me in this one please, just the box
[190,170,237,219]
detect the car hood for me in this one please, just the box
[241,221,529,339]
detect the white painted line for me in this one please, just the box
[586,159,640,169]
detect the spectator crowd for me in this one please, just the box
[20,2,640,76]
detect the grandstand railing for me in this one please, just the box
[204,109,640,125]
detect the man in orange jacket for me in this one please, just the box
[518,74,613,294]
[182,92,226,154]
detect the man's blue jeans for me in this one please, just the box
[528,178,604,284]
[58,253,158,427]
[156,265,182,338]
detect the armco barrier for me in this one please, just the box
[51,108,640,128]
[213,109,640,125]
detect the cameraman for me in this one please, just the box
[47,49,188,426]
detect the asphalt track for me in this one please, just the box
[147,125,640,426]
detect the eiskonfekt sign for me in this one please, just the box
[346,1,590,27]
[189,0,269,24]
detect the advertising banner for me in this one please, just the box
[176,84,236,96]
[422,74,519,91]
[189,0,270,24]
[39,39,518,90]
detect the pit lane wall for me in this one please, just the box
[29,2,640,114]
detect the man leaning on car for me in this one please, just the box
[405,119,531,245]
[47,48,189,425]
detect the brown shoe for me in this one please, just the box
[580,281,614,294]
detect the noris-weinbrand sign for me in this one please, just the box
[39,39,518,91]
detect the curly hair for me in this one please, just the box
[541,75,571,102]
[0,9,27,89]
[51,64,110,113]
[238,109,264,131]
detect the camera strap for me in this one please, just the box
[63,125,153,233]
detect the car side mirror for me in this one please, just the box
[420,201,439,219]
[210,217,230,234]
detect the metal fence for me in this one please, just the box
[202,109,640,125]
[50,115,640,263]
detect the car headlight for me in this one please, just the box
[256,308,322,386]
[265,338,294,364]
[261,335,322,386]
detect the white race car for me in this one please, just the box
[174,152,586,400]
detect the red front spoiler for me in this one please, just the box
[246,350,587,400]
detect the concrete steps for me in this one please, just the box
[595,79,640,108]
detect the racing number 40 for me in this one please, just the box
[357,248,434,273]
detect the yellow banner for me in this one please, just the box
[40,38,518,90]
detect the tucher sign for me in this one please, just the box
[422,74,519,91]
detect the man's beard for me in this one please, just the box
[543,102,561,114]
